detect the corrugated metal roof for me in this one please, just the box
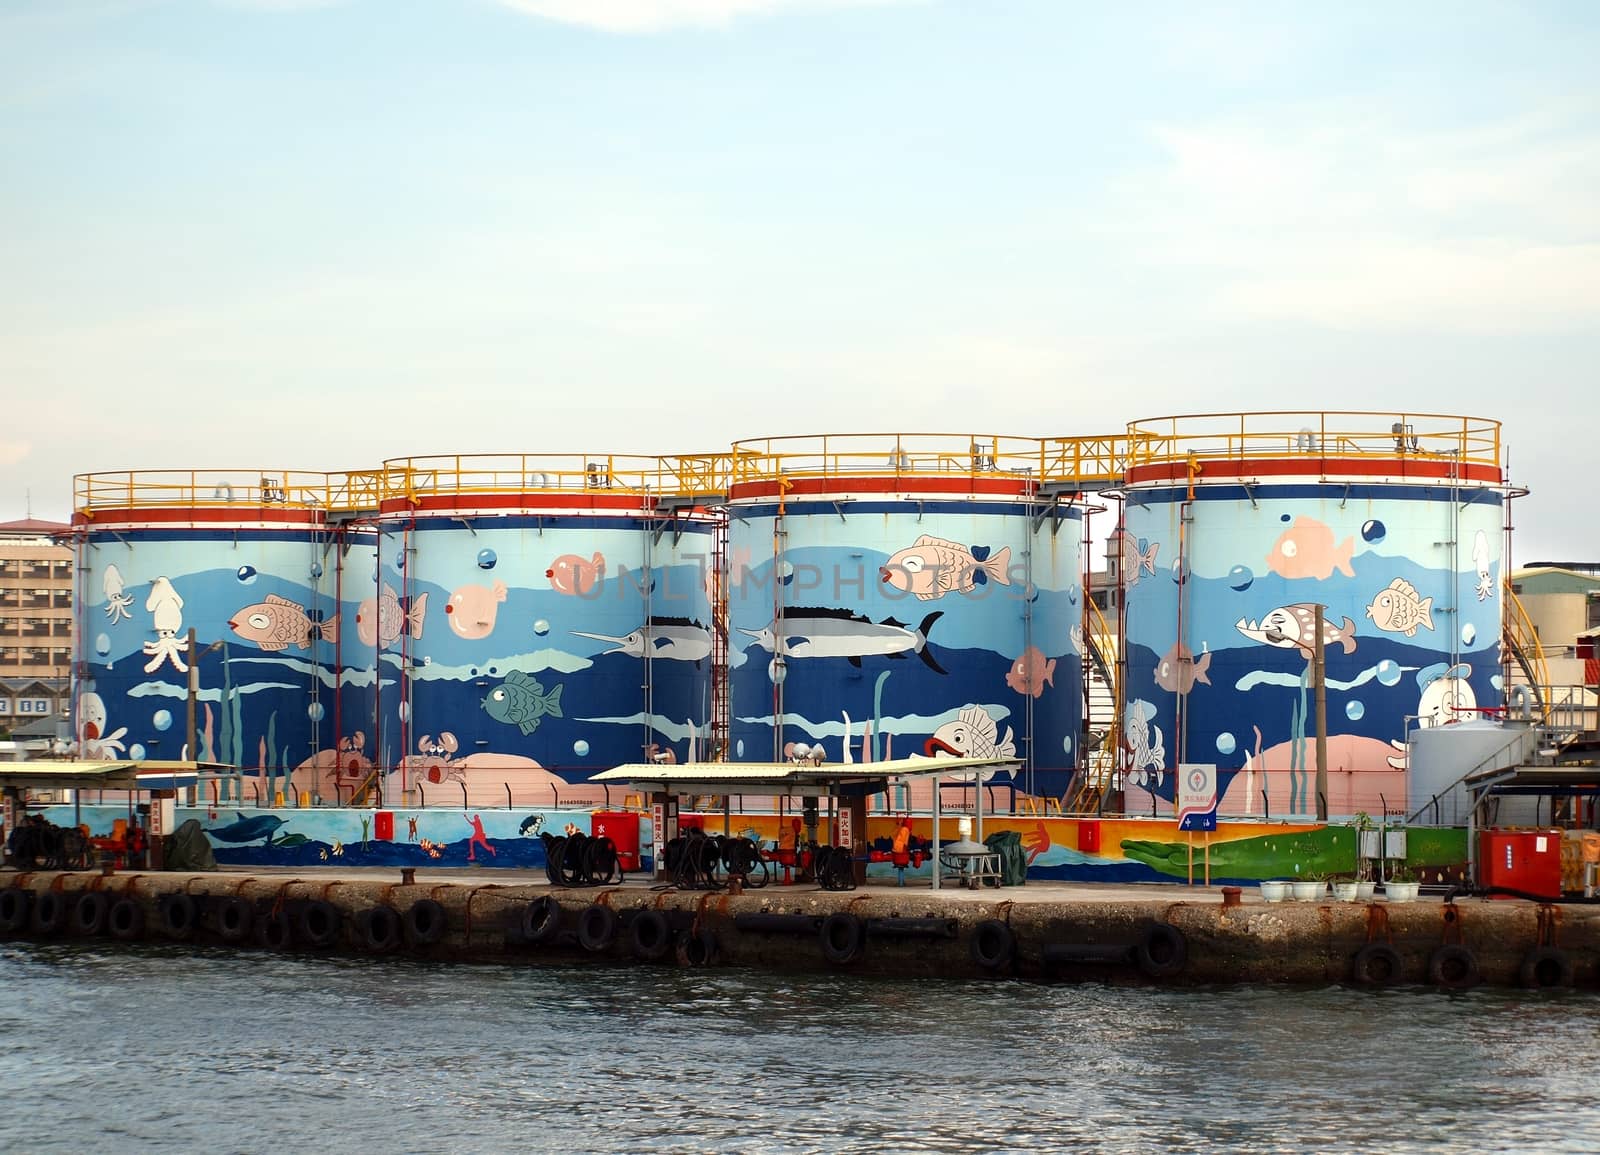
[590,756,1017,792]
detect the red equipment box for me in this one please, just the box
[1478,828,1563,898]
[592,811,642,872]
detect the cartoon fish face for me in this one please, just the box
[446,581,507,640]
[881,548,943,598]
[547,553,605,596]
[355,597,380,648]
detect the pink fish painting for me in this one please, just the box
[355,585,427,649]
[1265,516,1356,581]
[229,595,340,652]
[547,552,605,596]
[1005,646,1057,698]
[445,580,507,640]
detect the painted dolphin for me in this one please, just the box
[572,617,712,664]
[206,812,287,845]
[738,608,946,673]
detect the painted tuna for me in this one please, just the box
[1154,640,1212,693]
[1235,604,1357,659]
[1005,646,1057,698]
[738,608,946,673]
[880,536,1012,601]
[1365,578,1434,637]
[229,595,340,652]
[481,671,564,735]
[206,813,287,845]
[1265,516,1356,581]
[356,584,427,648]
[572,617,713,664]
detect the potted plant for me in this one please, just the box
[1331,873,1360,902]
[1258,878,1290,903]
[1355,858,1377,901]
[1291,873,1323,901]
[1385,863,1420,902]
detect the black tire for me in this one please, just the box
[1520,945,1575,989]
[576,903,618,953]
[297,900,342,948]
[403,899,448,947]
[630,909,672,961]
[675,927,719,968]
[216,896,253,943]
[354,906,402,954]
[1351,943,1405,988]
[970,919,1016,971]
[73,891,110,937]
[31,890,67,936]
[108,898,145,941]
[558,834,589,888]
[256,909,292,950]
[1427,944,1480,990]
[1135,924,1188,979]
[819,912,864,965]
[519,896,562,945]
[543,836,567,886]
[0,888,30,935]
[157,893,198,940]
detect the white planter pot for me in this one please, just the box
[1291,880,1323,901]
[1385,881,1420,903]
[1259,880,1289,903]
[1356,881,1377,900]
[1332,882,1360,902]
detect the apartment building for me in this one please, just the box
[0,517,73,733]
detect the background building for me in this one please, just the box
[0,517,73,737]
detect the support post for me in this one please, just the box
[185,628,199,762]
[1313,605,1328,821]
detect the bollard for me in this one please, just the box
[1221,886,1242,908]
[401,868,416,885]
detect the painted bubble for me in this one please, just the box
[1346,700,1366,721]
[129,744,146,760]
[309,562,324,580]
[1376,659,1401,687]
[1281,514,1292,523]
[778,560,795,586]
[736,740,745,758]
[533,619,550,637]
[477,548,497,570]
[1462,623,1477,647]
[1491,674,1505,692]
[152,709,172,732]
[308,701,325,722]
[94,633,111,656]
[1061,735,1074,757]
[769,659,788,685]
[236,565,257,584]
[1227,565,1254,592]
[1216,732,1237,756]
[397,702,411,723]
[573,739,590,757]
[1170,558,1189,585]
[1361,519,1386,543]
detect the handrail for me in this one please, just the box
[1502,577,1553,721]
[1123,411,1503,472]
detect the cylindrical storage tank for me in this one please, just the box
[367,455,718,807]
[725,434,1085,800]
[1119,412,1507,817]
[72,471,340,801]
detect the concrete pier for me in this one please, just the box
[2,869,1596,989]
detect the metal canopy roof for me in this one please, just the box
[0,760,227,791]
[590,756,1018,796]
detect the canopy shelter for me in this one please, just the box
[590,755,1020,888]
[1,761,228,860]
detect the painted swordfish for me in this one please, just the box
[572,617,714,665]
[738,608,946,673]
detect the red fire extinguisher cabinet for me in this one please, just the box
[1478,828,1563,898]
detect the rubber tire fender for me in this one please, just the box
[354,905,402,954]
[519,896,563,945]
[297,900,342,948]
[576,903,618,953]
[970,919,1016,971]
[403,899,448,947]
[819,912,864,965]
[31,890,68,936]
[0,888,31,934]
[675,927,719,968]
[1135,924,1188,979]
[256,909,293,951]
[1426,944,1480,990]
[157,892,198,939]
[1350,943,1405,988]
[629,909,672,961]
[216,896,254,943]
[108,898,146,941]
[1520,945,1575,989]
[73,891,110,937]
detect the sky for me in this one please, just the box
[1,0,1596,562]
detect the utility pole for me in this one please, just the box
[1313,605,1328,821]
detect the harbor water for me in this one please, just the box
[4,942,1600,1153]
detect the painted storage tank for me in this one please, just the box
[367,454,721,806]
[72,470,349,801]
[1118,412,1508,816]
[725,434,1088,800]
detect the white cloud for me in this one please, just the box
[495,0,906,33]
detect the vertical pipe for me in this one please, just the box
[1314,604,1328,821]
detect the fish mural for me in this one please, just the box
[229,595,340,652]
[1264,516,1355,581]
[1235,604,1357,659]
[922,704,1017,761]
[547,553,605,597]
[1005,646,1057,698]
[879,536,1012,601]
[1472,530,1495,602]
[738,608,946,673]
[102,564,133,623]
[1123,699,1166,788]
[1365,578,1434,638]
[1154,640,1212,694]
[445,580,507,640]
[1121,535,1160,588]
[205,813,287,846]
[572,617,713,664]
[482,671,565,735]
[355,585,427,648]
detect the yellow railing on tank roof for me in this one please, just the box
[1123,411,1503,472]
[75,470,351,516]
[728,433,1117,487]
[380,454,732,504]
